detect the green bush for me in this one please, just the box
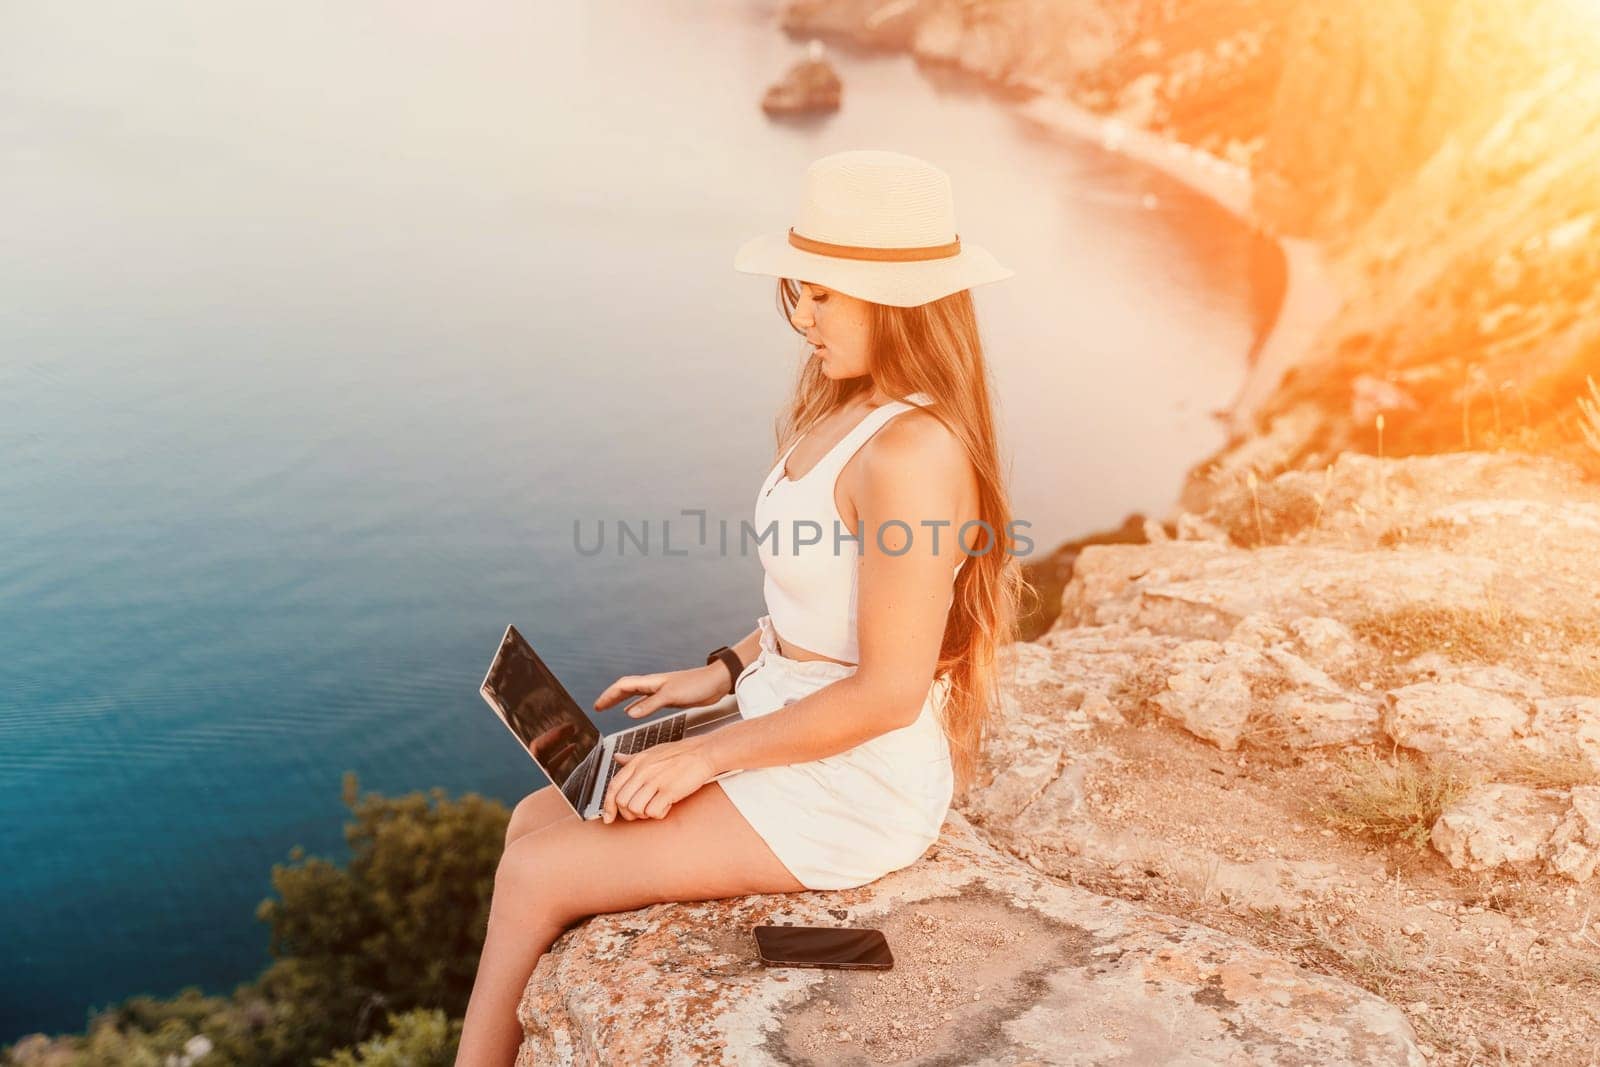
[6,774,507,1066]
[314,1009,461,1067]
[249,771,506,1060]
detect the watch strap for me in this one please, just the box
[706,646,745,695]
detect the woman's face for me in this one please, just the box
[790,280,872,381]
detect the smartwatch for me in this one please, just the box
[705,645,745,695]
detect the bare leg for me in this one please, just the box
[455,781,806,1067]
[501,785,577,848]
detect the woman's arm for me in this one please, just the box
[601,410,973,820]
[700,411,973,774]
[699,672,924,774]
[592,625,762,721]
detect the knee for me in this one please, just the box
[503,795,534,848]
[494,837,539,894]
[503,786,562,848]
[495,834,583,929]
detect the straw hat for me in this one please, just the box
[733,149,1014,307]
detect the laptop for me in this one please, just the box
[479,624,746,820]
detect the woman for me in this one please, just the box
[456,149,1026,1065]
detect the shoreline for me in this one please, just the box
[1004,84,1346,446]
[1221,233,1344,438]
[792,43,1356,635]
[776,7,1352,543]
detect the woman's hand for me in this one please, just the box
[593,664,735,720]
[601,738,718,823]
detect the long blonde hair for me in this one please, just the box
[769,278,1029,798]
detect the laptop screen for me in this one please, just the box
[480,625,603,810]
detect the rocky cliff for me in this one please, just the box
[523,446,1599,1063]
[518,813,1422,1065]
[516,3,1600,1063]
[782,0,1600,481]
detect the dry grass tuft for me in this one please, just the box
[1350,599,1600,693]
[1351,600,1530,663]
[1217,475,1325,548]
[1294,918,1419,1000]
[1577,373,1600,456]
[1314,751,1476,849]
[1494,745,1600,790]
[1561,650,1600,698]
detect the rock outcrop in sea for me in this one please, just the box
[761,40,843,116]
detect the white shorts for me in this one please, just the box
[715,614,955,891]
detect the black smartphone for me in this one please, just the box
[752,924,894,970]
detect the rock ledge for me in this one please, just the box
[518,814,1422,1065]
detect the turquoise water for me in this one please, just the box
[1,0,1262,1042]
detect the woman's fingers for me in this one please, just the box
[593,675,660,712]
[602,753,635,822]
[622,695,661,719]
[613,755,655,818]
[624,781,657,819]
[603,751,675,822]
[604,751,654,821]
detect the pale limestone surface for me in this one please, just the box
[1380,682,1531,755]
[1429,784,1568,871]
[516,814,1422,1066]
[1522,696,1600,773]
[1546,787,1600,882]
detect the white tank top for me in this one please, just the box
[752,391,967,664]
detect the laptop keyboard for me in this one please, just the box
[596,716,687,809]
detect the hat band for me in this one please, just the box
[787,227,960,262]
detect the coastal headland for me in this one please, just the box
[513,3,1600,1062]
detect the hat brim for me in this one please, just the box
[733,231,1014,308]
